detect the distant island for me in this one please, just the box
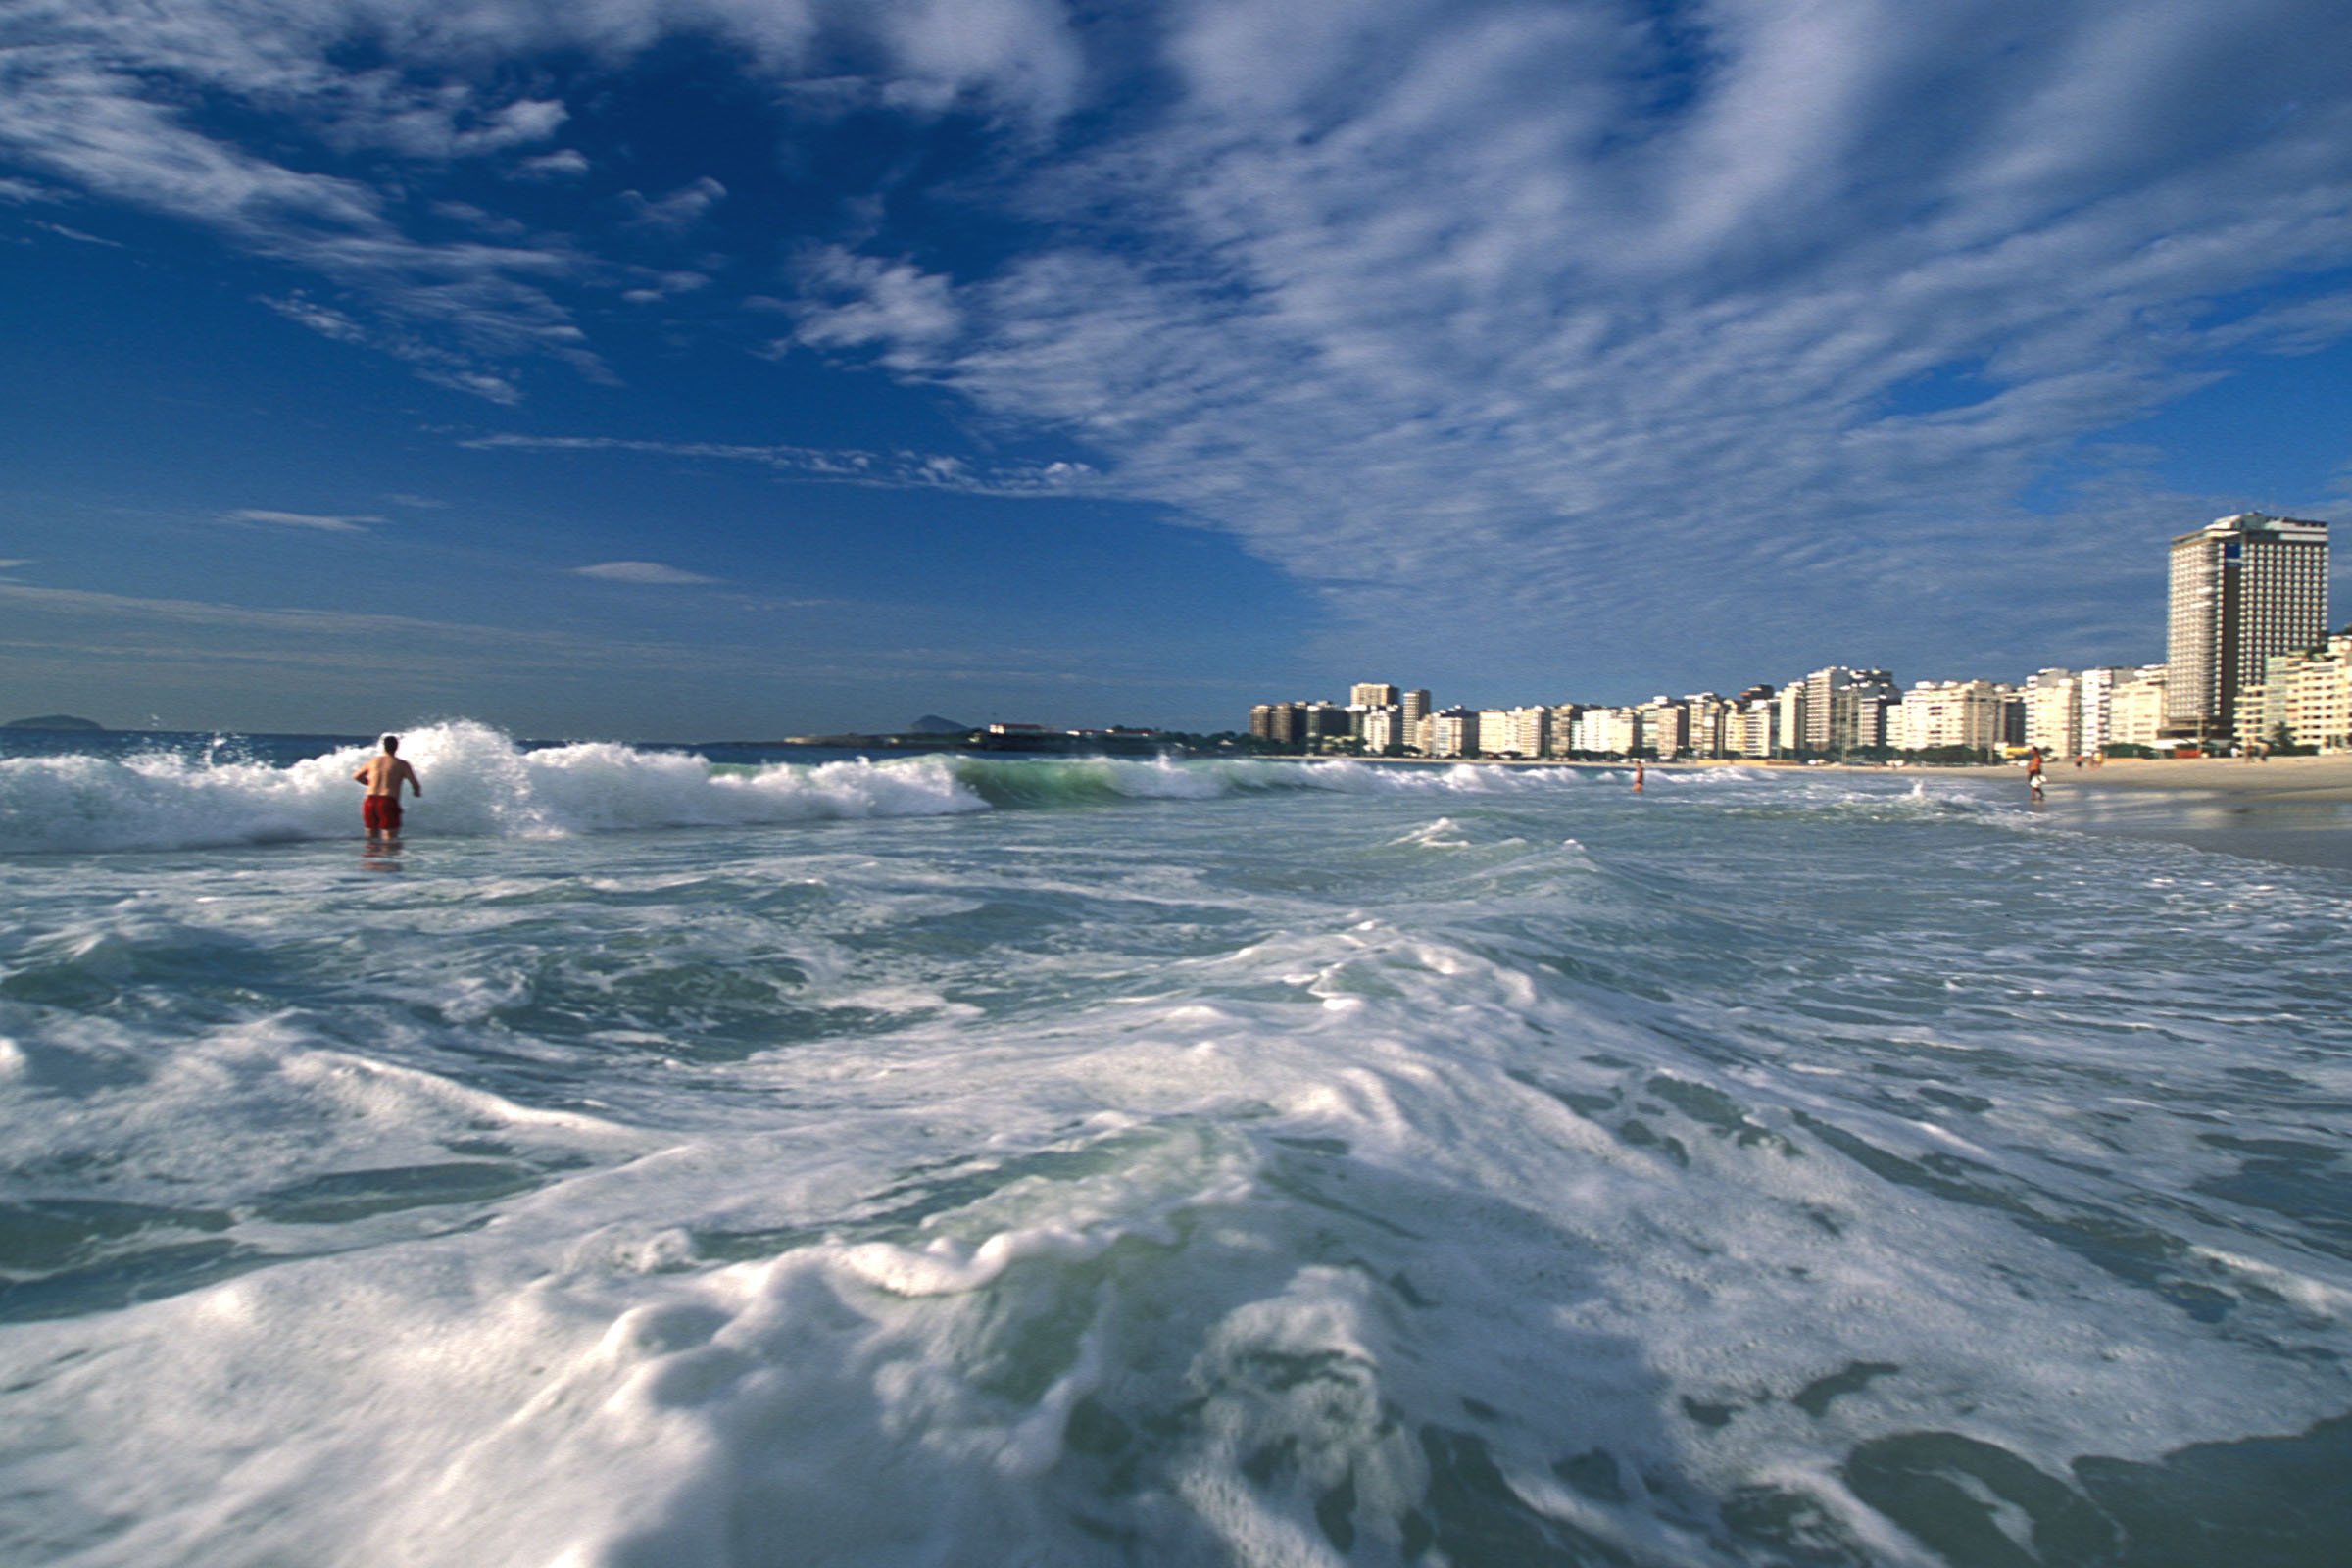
[906,714,970,734]
[3,714,103,731]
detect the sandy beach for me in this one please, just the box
[1266,751,2352,869]
[1905,752,2352,804]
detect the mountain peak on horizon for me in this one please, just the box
[906,714,972,735]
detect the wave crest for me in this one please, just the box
[0,726,1664,855]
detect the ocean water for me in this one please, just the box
[2,722,2347,1567]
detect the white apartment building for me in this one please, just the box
[2021,669,2082,756]
[1639,699,1689,758]
[1479,707,1549,758]
[1573,707,1641,755]
[1427,708,1480,759]
[1359,706,1404,753]
[1891,679,2007,753]
[1734,696,1779,759]
[2106,667,2168,751]
[2236,633,2352,752]
[1681,694,1731,759]
[2167,513,2329,737]
[1776,682,1807,757]
[2075,666,2118,756]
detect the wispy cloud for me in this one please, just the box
[774,0,2352,686]
[0,559,33,570]
[514,149,590,180]
[466,433,1096,496]
[29,220,122,247]
[9,0,2352,694]
[619,177,726,231]
[570,561,717,585]
[222,508,384,532]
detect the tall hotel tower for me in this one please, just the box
[2165,513,2328,739]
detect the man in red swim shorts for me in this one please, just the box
[354,733,422,840]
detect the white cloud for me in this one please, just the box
[8,0,2352,690]
[466,433,1094,495]
[619,177,727,231]
[570,560,717,584]
[30,220,121,246]
[774,0,2352,688]
[385,493,449,509]
[0,559,32,570]
[514,148,590,179]
[222,508,384,532]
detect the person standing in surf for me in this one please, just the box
[354,734,422,841]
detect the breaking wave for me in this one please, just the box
[0,722,1709,855]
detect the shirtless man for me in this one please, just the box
[354,734,422,840]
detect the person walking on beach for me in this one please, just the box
[355,734,421,840]
[2025,746,2045,802]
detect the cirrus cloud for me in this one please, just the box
[569,560,718,585]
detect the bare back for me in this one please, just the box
[355,755,420,798]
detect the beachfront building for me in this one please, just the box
[1248,701,1352,750]
[1844,670,1899,752]
[1680,694,1732,759]
[2075,666,2119,756]
[1400,690,1433,731]
[1776,681,1808,758]
[1544,705,1584,759]
[1639,698,1689,758]
[1427,708,1480,759]
[2106,667,2169,751]
[2021,669,2082,756]
[2166,513,2330,741]
[1798,667,1850,751]
[1350,682,1401,710]
[1359,705,1406,754]
[1734,691,1779,758]
[1795,666,1898,753]
[1480,707,1549,758]
[2235,633,2352,752]
[1574,707,1640,756]
[1891,679,2007,754]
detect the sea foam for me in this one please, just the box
[0,722,1661,855]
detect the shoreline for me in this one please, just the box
[1256,750,2352,805]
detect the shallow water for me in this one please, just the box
[2,725,2347,1565]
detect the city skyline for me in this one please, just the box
[6,2,2352,739]
[1253,513,2339,758]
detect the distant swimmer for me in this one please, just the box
[355,734,422,840]
[2025,745,2045,802]
[1633,758,1645,793]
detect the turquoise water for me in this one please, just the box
[2,723,2347,1565]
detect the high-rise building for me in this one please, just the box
[2166,514,2328,739]
[1427,708,1480,758]
[1400,690,1432,728]
[1350,682,1400,710]
[2022,668,2081,757]
[1891,679,2007,754]
[2107,667,2168,752]
[1479,707,1549,758]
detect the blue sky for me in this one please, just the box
[4,0,2350,739]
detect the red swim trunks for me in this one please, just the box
[364,795,403,833]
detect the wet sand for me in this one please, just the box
[1886,755,2352,871]
[1914,753,2352,804]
